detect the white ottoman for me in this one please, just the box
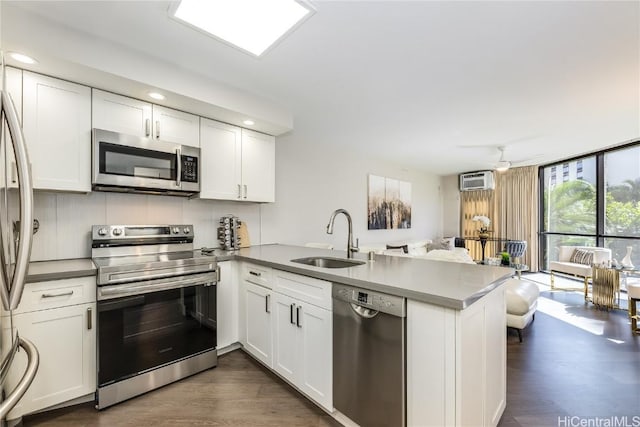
[628,283,640,335]
[505,279,540,342]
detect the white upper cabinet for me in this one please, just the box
[241,129,275,203]
[152,105,200,147]
[199,119,275,202]
[199,118,242,200]
[23,72,91,192]
[92,89,152,137]
[92,90,199,147]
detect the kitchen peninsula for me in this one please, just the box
[234,244,511,427]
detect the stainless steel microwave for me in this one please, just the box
[92,128,200,196]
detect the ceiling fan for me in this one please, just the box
[458,137,545,172]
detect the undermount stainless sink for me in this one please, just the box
[290,256,366,269]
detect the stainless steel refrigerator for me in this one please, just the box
[0,53,39,419]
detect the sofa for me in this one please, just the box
[549,246,612,291]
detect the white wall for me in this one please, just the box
[441,174,461,237]
[261,131,443,251]
[26,191,262,261]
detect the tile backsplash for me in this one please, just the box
[25,191,262,261]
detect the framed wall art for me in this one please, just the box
[367,174,411,230]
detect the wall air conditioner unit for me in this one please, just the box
[459,171,495,191]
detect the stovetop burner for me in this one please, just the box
[91,224,218,288]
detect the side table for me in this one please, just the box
[590,266,620,309]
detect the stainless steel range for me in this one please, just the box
[91,224,218,409]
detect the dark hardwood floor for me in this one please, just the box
[23,351,340,427]
[23,286,639,427]
[499,287,640,427]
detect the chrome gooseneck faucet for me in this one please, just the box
[326,209,359,258]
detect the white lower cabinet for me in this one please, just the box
[239,266,333,412]
[407,285,506,427]
[1,277,96,421]
[272,292,298,382]
[216,261,239,350]
[272,271,332,411]
[239,263,273,364]
[243,281,273,367]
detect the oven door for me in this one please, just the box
[92,128,200,193]
[97,282,216,388]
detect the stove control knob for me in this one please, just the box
[183,227,191,234]
[112,228,122,236]
[172,227,180,234]
[97,227,108,236]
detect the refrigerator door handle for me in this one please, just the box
[1,89,34,310]
[0,335,39,420]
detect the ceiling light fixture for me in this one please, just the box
[170,0,315,57]
[495,161,511,172]
[243,119,255,126]
[8,52,38,65]
[495,147,511,172]
[148,92,166,101]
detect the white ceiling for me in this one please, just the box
[2,0,639,175]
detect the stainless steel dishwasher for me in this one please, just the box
[333,283,406,427]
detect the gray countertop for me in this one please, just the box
[27,258,97,283]
[235,244,513,310]
[26,244,513,310]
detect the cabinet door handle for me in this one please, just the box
[296,306,301,328]
[290,303,295,324]
[237,184,242,199]
[243,184,248,199]
[87,307,92,330]
[145,118,151,137]
[249,271,261,277]
[42,290,73,298]
[155,120,160,139]
[265,294,270,313]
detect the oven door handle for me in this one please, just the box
[98,295,146,312]
[98,272,216,301]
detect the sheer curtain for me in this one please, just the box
[460,166,539,270]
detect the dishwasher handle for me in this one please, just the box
[350,303,379,319]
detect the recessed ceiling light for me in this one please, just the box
[8,52,38,64]
[170,0,314,57]
[243,120,255,126]
[148,92,166,101]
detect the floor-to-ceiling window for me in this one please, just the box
[541,157,597,270]
[603,145,640,267]
[540,142,640,270]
